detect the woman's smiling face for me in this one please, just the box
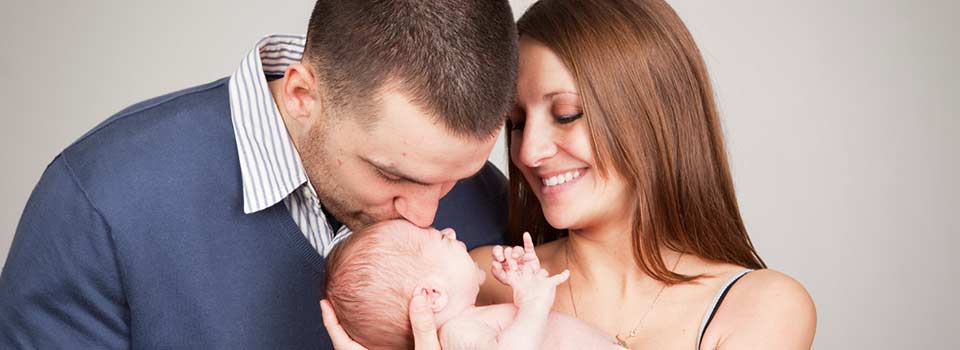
[509,37,634,231]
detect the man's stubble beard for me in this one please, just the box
[298,121,379,232]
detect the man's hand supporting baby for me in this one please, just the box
[321,296,442,350]
[490,233,570,350]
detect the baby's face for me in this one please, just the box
[379,220,486,309]
[419,226,486,301]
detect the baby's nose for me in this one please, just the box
[440,228,457,240]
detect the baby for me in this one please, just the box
[324,220,621,350]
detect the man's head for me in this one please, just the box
[274,0,518,231]
[325,220,486,350]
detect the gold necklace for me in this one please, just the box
[564,240,683,349]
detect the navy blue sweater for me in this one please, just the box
[0,78,507,349]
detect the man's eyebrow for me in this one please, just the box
[366,158,432,186]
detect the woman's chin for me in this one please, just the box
[542,210,578,231]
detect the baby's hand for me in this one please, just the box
[490,232,541,285]
[490,233,569,312]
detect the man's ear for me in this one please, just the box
[279,63,322,130]
[413,284,449,313]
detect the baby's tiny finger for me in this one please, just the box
[491,261,508,281]
[512,246,523,260]
[492,245,505,262]
[523,232,535,252]
[506,252,519,271]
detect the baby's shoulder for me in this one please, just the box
[439,314,499,350]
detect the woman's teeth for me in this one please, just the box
[542,170,582,187]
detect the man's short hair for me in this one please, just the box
[304,0,518,138]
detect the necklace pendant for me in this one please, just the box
[615,335,629,348]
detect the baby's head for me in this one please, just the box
[325,220,486,350]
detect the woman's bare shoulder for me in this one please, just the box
[703,269,817,349]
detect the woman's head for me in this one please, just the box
[508,0,765,282]
[509,37,635,237]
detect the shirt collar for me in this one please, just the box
[228,34,310,214]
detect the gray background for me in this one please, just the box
[1,0,957,348]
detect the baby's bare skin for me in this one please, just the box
[326,222,621,350]
[438,233,621,350]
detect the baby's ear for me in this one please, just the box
[413,284,449,313]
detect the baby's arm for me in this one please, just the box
[490,233,570,350]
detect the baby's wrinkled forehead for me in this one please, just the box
[362,220,427,244]
[346,220,433,262]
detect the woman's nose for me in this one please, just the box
[515,120,558,168]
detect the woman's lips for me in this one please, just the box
[539,168,587,195]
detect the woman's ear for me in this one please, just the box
[413,284,449,313]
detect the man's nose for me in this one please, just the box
[394,184,445,228]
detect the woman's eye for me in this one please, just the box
[556,112,583,124]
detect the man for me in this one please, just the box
[0,0,517,348]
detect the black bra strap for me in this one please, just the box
[698,270,751,349]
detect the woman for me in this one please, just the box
[470,0,816,349]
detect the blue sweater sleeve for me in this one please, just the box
[0,156,129,348]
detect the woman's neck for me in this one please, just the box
[565,221,683,294]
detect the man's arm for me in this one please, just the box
[0,156,129,348]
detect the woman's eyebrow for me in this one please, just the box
[543,90,579,101]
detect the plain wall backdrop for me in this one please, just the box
[1,0,957,348]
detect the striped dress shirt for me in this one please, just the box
[228,34,351,257]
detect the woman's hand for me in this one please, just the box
[320,294,443,350]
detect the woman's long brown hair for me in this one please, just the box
[508,0,766,284]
